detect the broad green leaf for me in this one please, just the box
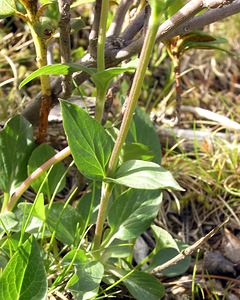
[0,237,47,300]
[107,160,183,190]
[62,249,87,266]
[122,143,154,162]
[28,144,66,197]
[76,186,101,225]
[115,269,165,300]
[61,101,113,180]
[46,202,83,245]
[91,65,135,93]
[149,243,191,277]
[19,63,96,88]
[128,106,161,163]
[16,203,44,234]
[108,189,162,240]
[1,232,31,255]
[0,0,16,18]
[0,212,18,232]
[103,239,132,258]
[0,115,35,194]
[67,260,104,300]
[151,225,179,252]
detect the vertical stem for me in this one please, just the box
[1,192,10,213]
[95,88,107,123]
[97,0,109,72]
[93,182,113,250]
[107,16,159,175]
[173,55,182,124]
[93,6,160,251]
[95,0,109,123]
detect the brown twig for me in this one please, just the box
[107,0,134,37]
[151,218,229,275]
[89,0,102,58]
[6,146,71,212]
[58,0,72,98]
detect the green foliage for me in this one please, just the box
[0,0,16,18]
[116,269,165,300]
[67,260,104,300]
[108,189,162,240]
[61,100,113,180]
[19,63,96,89]
[0,237,47,300]
[128,106,162,163]
[122,143,154,162]
[28,144,66,197]
[148,226,191,277]
[0,116,35,195]
[46,202,83,245]
[107,160,183,190]
[0,1,200,298]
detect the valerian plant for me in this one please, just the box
[0,0,236,299]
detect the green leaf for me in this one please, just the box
[122,143,154,162]
[33,193,46,221]
[91,64,135,93]
[62,249,87,266]
[0,115,35,194]
[0,0,16,18]
[67,260,104,300]
[103,239,132,258]
[61,100,113,180]
[46,202,83,245]
[16,203,44,234]
[19,63,96,88]
[28,144,66,197]
[151,225,179,252]
[0,237,47,300]
[107,160,183,190]
[108,189,162,240]
[76,186,101,225]
[149,243,191,277]
[115,269,165,300]
[149,226,191,277]
[0,212,18,232]
[180,32,228,54]
[128,106,161,163]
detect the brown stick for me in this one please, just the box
[58,0,72,98]
[151,218,229,275]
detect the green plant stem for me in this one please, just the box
[107,16,160,175]
[95,0,109,122]
[1,192,10,213]
[93,10,160,251]
[97,0,109,72]
[95,88,107,123]
[93,182,113,250]
[5,146,71,212]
